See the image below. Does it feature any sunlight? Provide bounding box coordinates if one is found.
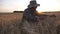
[36,0,60,12]
[37,11,45,14]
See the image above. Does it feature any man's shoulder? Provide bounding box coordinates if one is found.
[24,8,30,13]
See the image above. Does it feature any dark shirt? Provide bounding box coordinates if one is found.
[23,8,37,22]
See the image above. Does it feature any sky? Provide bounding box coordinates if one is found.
[0,0,60,12]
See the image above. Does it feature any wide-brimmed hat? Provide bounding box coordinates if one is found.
[28,0,40,8]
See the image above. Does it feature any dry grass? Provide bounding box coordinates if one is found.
[0,13,23,34]
[0,12,60,34]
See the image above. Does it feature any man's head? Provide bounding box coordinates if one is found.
[28,0,40,9]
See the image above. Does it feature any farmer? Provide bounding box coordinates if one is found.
[23,0,40,22]
[21,0,40,34]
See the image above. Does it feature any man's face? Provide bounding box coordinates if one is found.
[31,6,37,10]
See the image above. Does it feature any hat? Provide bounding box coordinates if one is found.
[28,0,40,8]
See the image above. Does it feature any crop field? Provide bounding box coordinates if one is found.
[0,12,60,34]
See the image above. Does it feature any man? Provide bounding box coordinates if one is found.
[23,0,40,22]
[21,0,40,34]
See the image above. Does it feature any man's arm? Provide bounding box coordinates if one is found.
[34,11,39,16]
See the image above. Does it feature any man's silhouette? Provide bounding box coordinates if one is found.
[23,0,40,22]
[21,0,40,34]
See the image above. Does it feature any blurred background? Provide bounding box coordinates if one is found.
[0,0,60,13]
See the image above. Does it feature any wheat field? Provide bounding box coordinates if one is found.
[0,12,60,34]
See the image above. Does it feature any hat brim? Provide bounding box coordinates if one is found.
[28,4,40,8]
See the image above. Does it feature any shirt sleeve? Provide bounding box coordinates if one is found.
[34,11,39,16]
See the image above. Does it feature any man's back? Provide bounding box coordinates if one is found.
[23,8,37,22]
